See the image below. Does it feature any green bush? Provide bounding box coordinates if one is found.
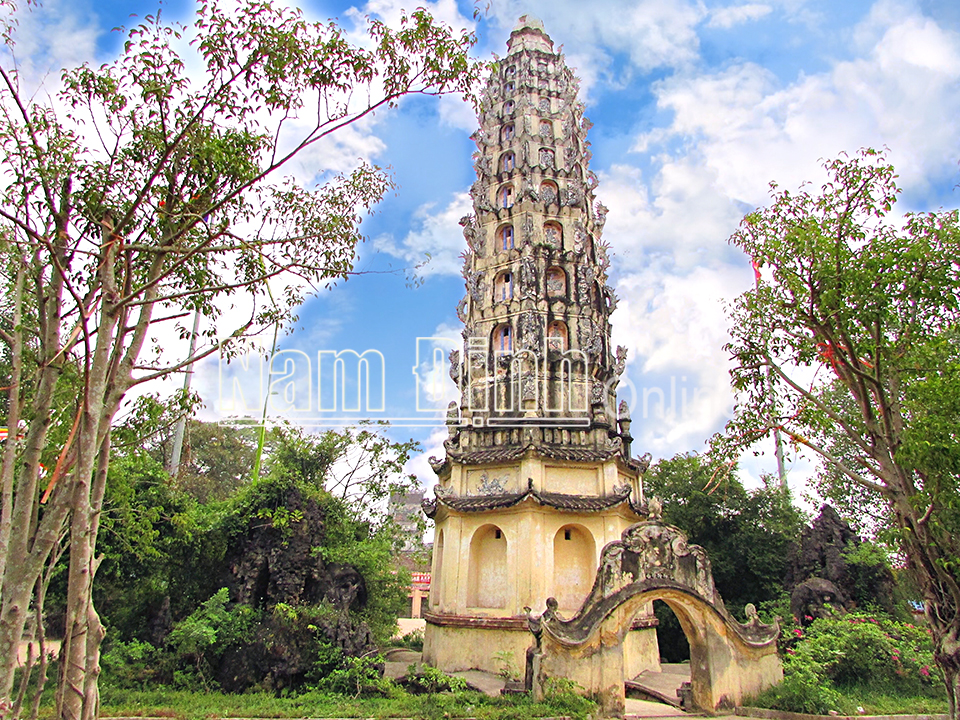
[401,663,468,694]
[753,612,944,714]
[316,654,394,696]
[787,613,940,694]
[752,666,842,714]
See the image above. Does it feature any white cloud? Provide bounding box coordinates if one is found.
[707,3,773,29]
[637,4,960,204]
[482,0,705,96]
[373,191,471,277]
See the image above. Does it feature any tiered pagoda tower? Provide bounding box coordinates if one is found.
[422,16,658,677]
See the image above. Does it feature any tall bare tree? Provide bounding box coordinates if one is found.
[0,2,481,718]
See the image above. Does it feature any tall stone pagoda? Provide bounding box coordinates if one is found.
[422,16,658,676]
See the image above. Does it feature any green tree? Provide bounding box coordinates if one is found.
[712,149,960,718]
[644,453,804,659]
[0,2,480,717]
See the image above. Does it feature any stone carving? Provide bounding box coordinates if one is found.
[614,345,627,377]
[573,222,587,254]
[561,181,582,208]
[564,145,576,169]
[579,318,602,356]
[470,182,493,212]
[594,201,608,230]
[541,183,558,205]
[546,268,565,295]
[539,148,555,167]
[520,256,537,299]
[473,154,492,177]
[521,213,535,246]
[449,350,461,384]
[646,496,662,520]
[521,373,537,401]
[456,297,467,323]
[476,472,507,495]
[459,215,481,252]
[465,270,483,302]
[539,97,550,112]
[543,223,561,248]
[590,379,604,405]
[519,311,541,351]
[603,285,618,313]
[576,264,595,304]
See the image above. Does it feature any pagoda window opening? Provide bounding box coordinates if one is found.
[495,271,513,301]
[499,225,514,250]
[504,100,515,114]
[502,124,515,142]
[540,120,553,138]
[546,266,566,296]
[544,221,562,247]
[501,152,515,173]
[499,185,514,209]
[494,325,512,353]
[547,321,568,352]
[506,65,516,76]
[505,81,515,93]
[540,180,558,205]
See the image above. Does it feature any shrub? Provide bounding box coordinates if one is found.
[753,611,944,714]
[788,613,940,695]
[752,666,842,714]
[401,664,468,694]
[316,654,393,697]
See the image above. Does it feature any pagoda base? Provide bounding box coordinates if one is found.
[422,611,661,678]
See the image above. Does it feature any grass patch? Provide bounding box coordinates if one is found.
[91,686,597,720]
[832,689,948,716]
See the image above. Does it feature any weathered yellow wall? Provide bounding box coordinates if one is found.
[426,453,651,677]
[422,624,533,675]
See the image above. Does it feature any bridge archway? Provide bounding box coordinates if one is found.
[526,520,782,717]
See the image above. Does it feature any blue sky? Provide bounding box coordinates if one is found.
[15,0,960,496]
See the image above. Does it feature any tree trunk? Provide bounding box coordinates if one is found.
[928,600,960,720]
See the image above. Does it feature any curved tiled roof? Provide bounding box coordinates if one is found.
[421,485,642,518]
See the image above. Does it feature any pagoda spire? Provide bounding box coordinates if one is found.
[448,16,628,446]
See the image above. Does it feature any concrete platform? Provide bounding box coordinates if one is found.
[626,663,691,708]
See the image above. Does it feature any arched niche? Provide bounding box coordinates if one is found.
[552,524,596,612]
[540,180,558,205]
[432,529,445,608]
[547,320,568,351]
[546,266,566,296]
[543,221,562,248]
[468,524,508,609]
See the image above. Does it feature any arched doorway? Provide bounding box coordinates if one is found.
[527,519,782,717]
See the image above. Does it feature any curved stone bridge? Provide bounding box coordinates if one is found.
[525,520,782,716]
